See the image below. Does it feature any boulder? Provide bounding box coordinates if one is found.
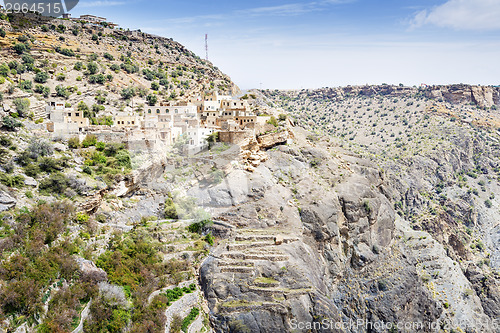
[24,176,38,187]
[257,130,289,149]
[53,143,67,152]
[0,191,16,212]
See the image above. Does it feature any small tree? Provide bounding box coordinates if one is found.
[146,94,157,106]
[2,116,22,131]
[81,134,97,148]
[67,137,80,149]
[267,116,278,127]
[13,98,30,118]
[87,61,99,75]
[205,132,218,150]
[34,71,49,83]
[120,87,135,100]
[13,43,27,54]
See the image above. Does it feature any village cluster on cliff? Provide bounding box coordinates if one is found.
[45,91,271,154]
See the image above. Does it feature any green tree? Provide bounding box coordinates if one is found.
[120,87,135,100]
[87,62,99,75]
[55,85,70,98]
[13,43,27,54]
[34,71,49,83]
[0,63,10,77]
[13,98,30,117]
[2,116,22,131]
[146,94,157,106]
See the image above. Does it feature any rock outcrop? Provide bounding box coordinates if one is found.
[197,126,497,332]
[0,190,16,212]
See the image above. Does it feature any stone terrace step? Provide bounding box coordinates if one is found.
[253,281,280,288]
[227,242,275,251]
[221,252,289,262]
[244,254,289,262]
[221,252,245,260]
[220,266,255,274]
[219,301,287,314]
[235,235,301,244]
[248,286,284,297]
[235,235,276,242]
[245,248,285,255]
[218,260,255,267]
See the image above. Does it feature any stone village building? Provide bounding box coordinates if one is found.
[46,92,263,154]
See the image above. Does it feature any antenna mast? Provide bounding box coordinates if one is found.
[205,34,209,61]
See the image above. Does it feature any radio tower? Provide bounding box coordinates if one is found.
[205,34,209,61]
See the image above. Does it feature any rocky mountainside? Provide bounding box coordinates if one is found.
[1,78,499,332]
[0,11,238,120]
[1,11,499,332]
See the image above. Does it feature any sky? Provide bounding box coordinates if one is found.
[65,0,500,89]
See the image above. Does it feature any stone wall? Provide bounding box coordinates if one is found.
[219,130,254,145]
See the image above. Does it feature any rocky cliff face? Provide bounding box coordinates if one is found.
[275,84,500,110]
[194,125,497,332]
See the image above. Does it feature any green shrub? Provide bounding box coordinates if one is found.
[55,47,75,57]
[363,200,372,215]
[39,173,69,195]
[38,157,61,173]
[34,84,50,97]
[2,116,22,131]
[0,136,12,147]
[67,137,80,149]
[34,71,49,83]
[76,212,89,223]
[13,43,27,54]
[89,74,106,84]
[13,98,30,117]
[146,94,157,106]
[27,139,53,159]
[55,85,70,98]
[204,233,214,246]
[181,307,199,332]
[82,165,93,175]
[81,134,98,148]
[187,219,213,234]
[0,172,24,188]
[267,116,278,127]
[24,163,41,177]
[87,61,98,75]
[115,150,131,168]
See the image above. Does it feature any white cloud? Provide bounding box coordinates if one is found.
[411,0,500,31]
[78,0,127,8]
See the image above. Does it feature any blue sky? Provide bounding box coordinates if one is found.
[68,0,500,89]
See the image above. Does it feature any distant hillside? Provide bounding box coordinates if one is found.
[0,11,239,119]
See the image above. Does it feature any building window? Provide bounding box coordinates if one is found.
[68,113,72,117]
[76,113,80,117]
[156,109,160,114]
[132,121,135,125]
[148,109,152,114]
[175,109,178,114]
